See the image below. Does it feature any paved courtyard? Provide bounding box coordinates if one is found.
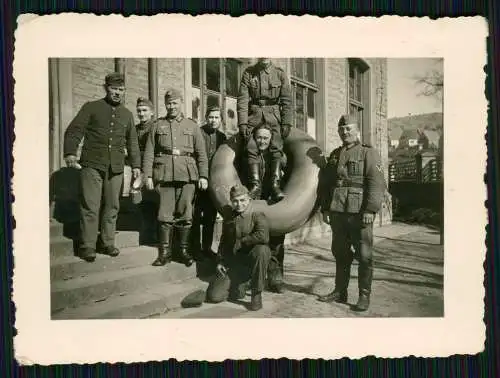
[158,223,444,319]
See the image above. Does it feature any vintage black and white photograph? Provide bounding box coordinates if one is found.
[13,15,486,362]
[48,56,444,320]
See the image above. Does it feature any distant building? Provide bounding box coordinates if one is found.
[418,129,441,150]
[389,127,403,148]
[399,129,420,148]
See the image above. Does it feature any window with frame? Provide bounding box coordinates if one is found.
[191,58,242,135]
[290,58,318,138]
[348,58,370,141]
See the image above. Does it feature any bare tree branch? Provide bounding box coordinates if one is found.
[413,69,443,101]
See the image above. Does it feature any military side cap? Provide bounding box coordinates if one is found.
[180,289,206,308]
[230,184,249,199]
[338,114,358,127]
[164,88,183,101]
[105,72,125,86]
[136,97,154,109]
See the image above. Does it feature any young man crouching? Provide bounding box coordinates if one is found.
[206,184,271,311]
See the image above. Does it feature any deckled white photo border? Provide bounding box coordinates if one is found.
[12,14,488,364]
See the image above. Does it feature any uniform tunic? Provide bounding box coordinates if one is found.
[63,98,141,249]
[142,114,209,224]
[320,142,386,266]
[206,205,271,302]
[237,62,293,162]
[191,124,227,251]
[135,119,158,243]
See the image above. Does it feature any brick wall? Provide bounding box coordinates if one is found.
[157,59,185,116]
[71,58,115,116]
[324,59,348,154]
[123,58,149,124]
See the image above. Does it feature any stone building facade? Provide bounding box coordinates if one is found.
[49,57,391,243]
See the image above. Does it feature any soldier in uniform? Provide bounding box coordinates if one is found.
[64,72,141,262]
[190,106,227,260]
[134,97,158,244]
[251,124,287,293]
[237,58,293,201]
[318,114,386,311]
[142,88,209,267]
[205,184,271,311]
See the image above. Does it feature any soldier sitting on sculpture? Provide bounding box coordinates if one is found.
[249,124,288,293]
[236,58,293,202]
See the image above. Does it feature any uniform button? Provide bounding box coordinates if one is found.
[110,122,114,126]
[112,114,115,118]
[109,145,112,148]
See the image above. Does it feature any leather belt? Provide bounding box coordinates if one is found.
[250,99,279,106]
[336,180,364,189]
[155,148,193,158]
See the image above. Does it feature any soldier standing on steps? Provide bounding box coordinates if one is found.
[63,72,141,263]
[134,97,159,245]
[318,114,386,312]
[142,88,209,267]
[190,106,227,260]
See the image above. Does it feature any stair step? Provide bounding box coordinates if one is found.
[51,262,198,313]
[50,231,140,259]
[50,245,158,281]
[52,277,208,320]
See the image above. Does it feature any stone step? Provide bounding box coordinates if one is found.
[51,260,199,313]
[52,277,208,320]
[50,245,158,282]
[50,231,140,259]
[50,220,65,238]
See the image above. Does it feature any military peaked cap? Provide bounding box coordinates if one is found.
[105,72,125,86]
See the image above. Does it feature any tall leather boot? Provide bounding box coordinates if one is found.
[152,223,173,266]
[270,158,284,202]
[176,225,194,267]
[318,262,351,303]
[355,265,373,311]
[247,163,262,199]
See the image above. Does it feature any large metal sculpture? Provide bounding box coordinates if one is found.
[209,127,324,236]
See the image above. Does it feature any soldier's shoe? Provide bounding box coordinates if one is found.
[152,245,172,266]
[248,163,262,199]
[267,264,284,293]
[176,227,194,267]
[248,292,263,311]
[97,245,120,257]
[354,293,370,312]
[271,185,285,202]
[228,285,246,301]
[78,247,96,263]
[270,159,285,202]
[317,290,348,303]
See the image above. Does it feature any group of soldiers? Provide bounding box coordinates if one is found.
[63,58,386,313]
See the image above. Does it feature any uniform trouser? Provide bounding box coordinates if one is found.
[269,234,286,274]
[246,115,283,163]
[206,245,271,303]
[330,212,374,293]
[191,190,218,251]
[139,192,159,243]
[79,166,123,249]
[156,182,196,225]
